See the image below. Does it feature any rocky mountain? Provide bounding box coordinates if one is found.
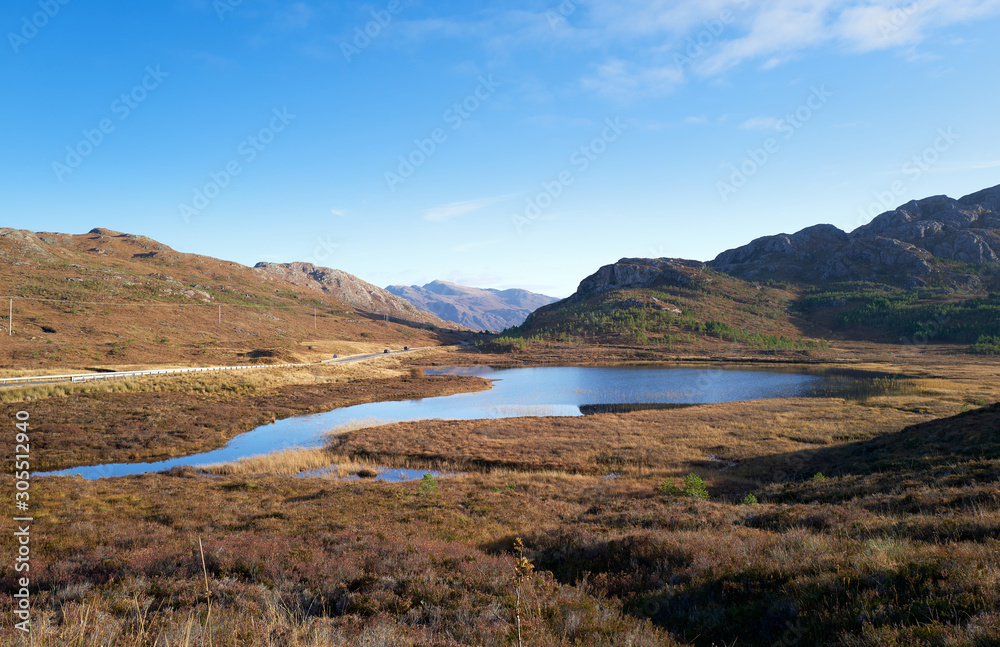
[253,263,450,328]
[709,184,1000,289]
[512,254,818,352]
[386,281,558,332]
[510,185,1000,354]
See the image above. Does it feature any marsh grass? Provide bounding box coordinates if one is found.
[201,447,381,478]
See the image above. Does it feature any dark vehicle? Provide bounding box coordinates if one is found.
[403,346,409,351]
[383,349,390,354]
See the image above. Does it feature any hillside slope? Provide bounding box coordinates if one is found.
[386,280,557,331]
[507,258,827,353]
[0,228,456,371]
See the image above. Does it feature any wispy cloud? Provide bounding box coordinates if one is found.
[741,116,780,130]
[271,2,314,30]
[940,159,1000,171]
[450,239,502,253]
[423,194,516,222]
[386,1,1000,102]
[581,59,685,101]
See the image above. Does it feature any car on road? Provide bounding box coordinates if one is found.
[383,349,390,354]
[403,346,409,351]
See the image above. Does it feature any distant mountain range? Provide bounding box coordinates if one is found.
[386,281,558,331]
[254,262,451,328]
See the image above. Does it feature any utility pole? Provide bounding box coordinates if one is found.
[8,299,11,335]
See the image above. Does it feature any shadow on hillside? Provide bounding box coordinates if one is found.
[732,402,1000,487]
[354,309,473,345]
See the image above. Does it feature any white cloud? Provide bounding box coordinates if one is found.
[359,1,1000,101]
[583,0,1000,97]
[521,114,595,128]
[695,0,1000,75]
[423,194,516,222]
[741,116,780,130]
[940,160,1000,171]
[581,59,685,101]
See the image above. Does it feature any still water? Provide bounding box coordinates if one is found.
[39,365,883,479]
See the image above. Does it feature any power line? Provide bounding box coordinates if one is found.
[0,295,338,310]
[0,296,440,331]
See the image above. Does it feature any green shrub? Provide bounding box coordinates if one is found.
[660,473,709,500]
[970,335,1000,355]
[741,493,759,506]
[420,473,438,496]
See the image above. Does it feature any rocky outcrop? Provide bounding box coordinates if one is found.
[0,228,59,262]
[386,281,558,331]
[254,262,448,327]
[709,184,1000,287]
[570,258,711,301]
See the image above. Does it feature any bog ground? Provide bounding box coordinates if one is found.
[2,341,999,646]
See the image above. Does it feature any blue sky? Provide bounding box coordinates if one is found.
[3,0,999,297]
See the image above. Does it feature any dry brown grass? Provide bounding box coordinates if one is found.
[5,344,1000,646]
[200,447,371,478]
[325,396,941,481]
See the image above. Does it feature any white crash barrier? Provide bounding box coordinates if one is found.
[0,348,428,386]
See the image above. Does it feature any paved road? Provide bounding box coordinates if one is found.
[0,346,435,387]
[322,348,429,365]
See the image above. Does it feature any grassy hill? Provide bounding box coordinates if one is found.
[488,259,1000,357]
[0,227,460,372]
[490,262,831,355]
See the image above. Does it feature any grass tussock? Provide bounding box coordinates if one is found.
[201,447,379,478]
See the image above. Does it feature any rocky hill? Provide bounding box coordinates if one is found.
[0,228,457,370]
[386,281,558,331]
[510,257,824,353]
[566,258,713,300]
[709,184,1000,289]
[505,186,1000,355]
[254,263,450,328]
